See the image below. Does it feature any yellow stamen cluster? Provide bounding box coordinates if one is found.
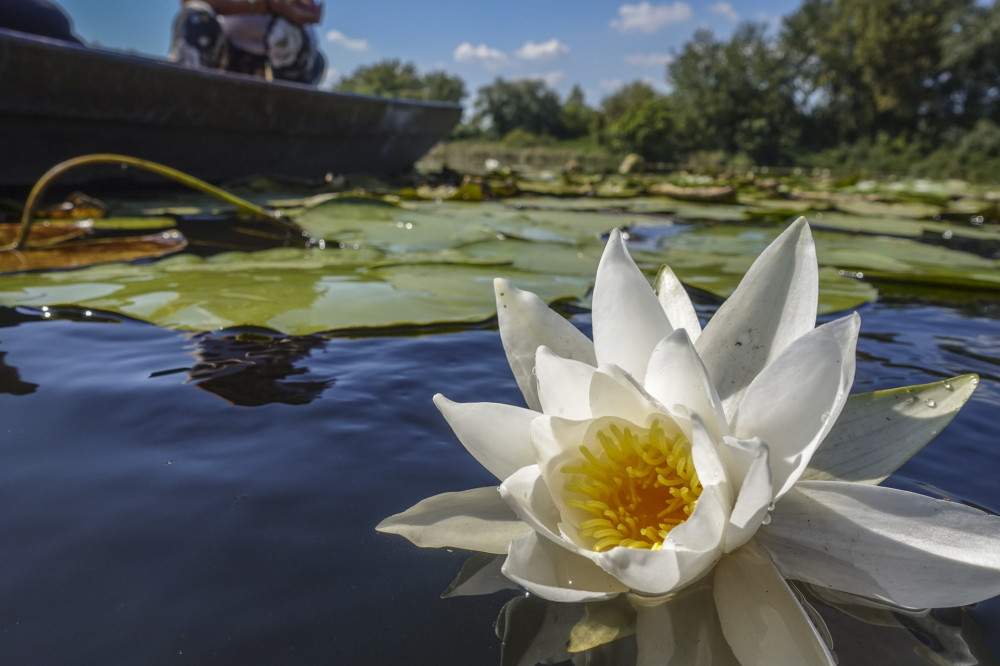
[562,419,702,552]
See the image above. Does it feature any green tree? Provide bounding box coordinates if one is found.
[668,24,802,163]
[596,81,658,144]
[472,78,565,138]
[607,97,677,161]
[782,0,976,142]
[334,59,466,103]
[561,85,599,140]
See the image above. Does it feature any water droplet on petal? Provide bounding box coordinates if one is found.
[821,411,830,423]
[943,381,953,391]
[761,514,772,526]
[925,399,937,408]
[767,502,776,512]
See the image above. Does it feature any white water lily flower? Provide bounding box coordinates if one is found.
[378,217,1000,664]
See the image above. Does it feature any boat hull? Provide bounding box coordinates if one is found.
[0,29,462,186]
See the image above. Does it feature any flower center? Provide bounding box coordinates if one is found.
[561,419,702,552]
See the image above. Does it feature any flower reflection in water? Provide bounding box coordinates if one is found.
[379,218,1000,664]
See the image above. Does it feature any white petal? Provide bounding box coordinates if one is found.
[731,313,859,499]
[802,374,979,485]
[434,394,537,481]
[695,217,818,420]
[644,329,729,442]
[592,229,672,383]
[759,481,1000,609]
[630,584,738,666]
[654,264,702,343]
[376,487,531,554]
[495,277,596,411]
[592,417,730,595]
[714,540,836,666]
[721,437,773,553]
[499,464,567,544]
[502,531,628,602]
[588,364,660,425]
[535,346,596,419]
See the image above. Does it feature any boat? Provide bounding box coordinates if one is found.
[0,28,463,187]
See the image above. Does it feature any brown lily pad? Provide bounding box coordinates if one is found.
[0,230,187,274]
[0,221,93,247]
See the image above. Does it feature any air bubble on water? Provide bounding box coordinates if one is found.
[925,399,937,408]
[761,514,772,526]
[767,502,776,512]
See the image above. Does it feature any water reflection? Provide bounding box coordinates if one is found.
[179,328,332,405]
[486,575,997,666]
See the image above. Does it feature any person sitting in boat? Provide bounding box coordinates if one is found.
[169,0,326,85]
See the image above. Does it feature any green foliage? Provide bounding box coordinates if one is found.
[668,24,802,164]
[561,85,600,140]
[607,97,677,162]
[334,59,466,103]
[472,78,566,139]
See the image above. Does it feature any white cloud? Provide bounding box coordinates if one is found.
[453,42,508,69]
[515,39,570,61]
[325,30,368,52]
[610,2,693,33]
[625,53,674,67]
[600,78,626,92]
[709,2,740,22]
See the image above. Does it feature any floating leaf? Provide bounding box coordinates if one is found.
[0,230,186,274]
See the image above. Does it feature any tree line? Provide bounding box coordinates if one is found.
[334,0,1000,176]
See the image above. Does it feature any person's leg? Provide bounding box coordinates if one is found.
[266,19,325,85]
[168,1,226,69]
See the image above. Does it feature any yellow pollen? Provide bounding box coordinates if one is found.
[562,419,702,552]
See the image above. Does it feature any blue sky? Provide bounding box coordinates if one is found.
[58,1,802,105]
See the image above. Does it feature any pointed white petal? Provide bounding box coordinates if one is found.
[802,374,979,484]
[714,540,836,666]
[644,329,729,441]
[654,264,702,343]
[502,531,629,602]
[434,394,538,481]
[721,437,773,553]
[695,217,819,420]
[592,229,672,383]
[376,487,531,554]
[631,584,739,666]
[535,346,596,419]
[731,313,859,499]
[495,277,596,411]
[759,481,1000,609]
[591,417,730,595]
[442,553,521,597]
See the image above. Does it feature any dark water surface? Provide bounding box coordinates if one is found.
[0,295,998,664]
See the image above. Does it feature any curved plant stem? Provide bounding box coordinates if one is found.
[10,154,312,250]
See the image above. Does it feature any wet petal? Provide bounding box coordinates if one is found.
[631,584,738,666]
[376,487,531,554]
[720,437,772,553]
[714,540,836,665]
[758,481,1000,609]
[495,277,596,411]
[592,229,672,383]
[802,374,979,485]
[695,217,818,420]
[535,346,596,419]
[502,531,629,602]
[434,394,538,481]
[644,329,729,441]
[654,264,702,343]
[731,313,859,499]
